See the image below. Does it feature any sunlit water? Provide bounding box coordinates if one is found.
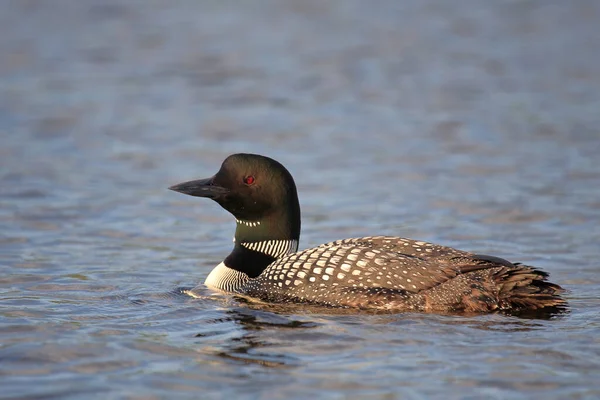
[1,1,600,399]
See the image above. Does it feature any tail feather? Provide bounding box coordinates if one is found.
[494,265,566,312]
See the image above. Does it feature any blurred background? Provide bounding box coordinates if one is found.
[1,1,599,399]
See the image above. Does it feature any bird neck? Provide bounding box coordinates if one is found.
[225,209,300,278]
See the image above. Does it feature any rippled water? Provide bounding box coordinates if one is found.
[2,1,600,398]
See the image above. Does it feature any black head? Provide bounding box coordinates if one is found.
[169,153,301,241]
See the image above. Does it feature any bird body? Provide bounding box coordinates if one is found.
[170,153,565,313]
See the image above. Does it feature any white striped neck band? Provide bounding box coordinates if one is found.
[240,239,299,259]
[236,219,261,227]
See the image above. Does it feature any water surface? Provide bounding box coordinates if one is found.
[1,1,600,399]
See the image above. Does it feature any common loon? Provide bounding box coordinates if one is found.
[169,153,565,313]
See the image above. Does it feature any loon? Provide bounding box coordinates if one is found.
[169,153,565,313]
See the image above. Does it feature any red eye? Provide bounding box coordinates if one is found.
[243,175,255,185]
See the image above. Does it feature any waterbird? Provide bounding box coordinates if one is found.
[169,153,565,313]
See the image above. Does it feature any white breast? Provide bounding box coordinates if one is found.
[204,262,249,292]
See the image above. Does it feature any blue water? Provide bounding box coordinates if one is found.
[1,1,600,399]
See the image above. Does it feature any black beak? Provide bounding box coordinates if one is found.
[168,176,229,199]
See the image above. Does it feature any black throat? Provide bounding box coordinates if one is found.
[224,244,278,278]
